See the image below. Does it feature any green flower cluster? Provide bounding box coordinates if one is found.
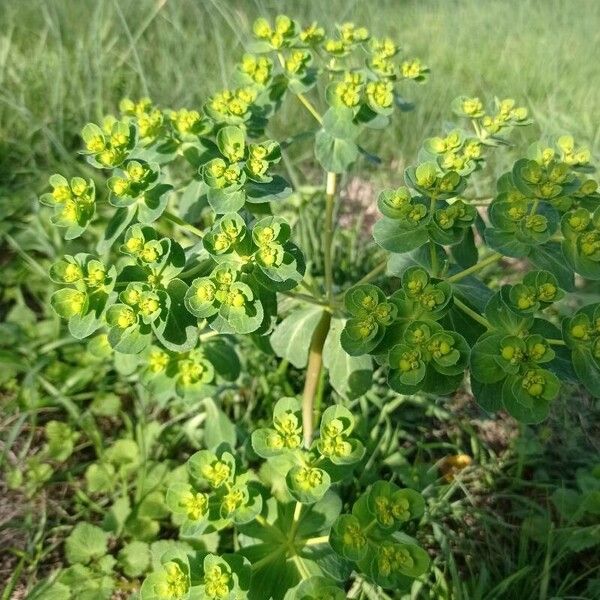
[120,96,211,147]
[486,136,599,268]
[201,125,285,213]
[470,277,566,423]
[422,129,484,176]
[563,303,600,396]
[248,15,429,173]
[141,550,251,600]
[184,212,304,335]
[205,213,303,281]
[452,96,530,139]
[252,398,365,503]
[341,269,469,396]
[50,254,117,339]
[119,97,165,145]
[330,481,429,588]
[40,174,96,239]
[81,116,137,167]
[185,263,264,335]
[373,93,517,254]
[140,344,217,398]
[166,448,262,537]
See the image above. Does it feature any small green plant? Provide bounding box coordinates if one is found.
[36,12,600,599]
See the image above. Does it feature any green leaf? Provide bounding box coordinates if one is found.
[207,187,246,213]
[323,319,372,399]
[283,577,345,600]
[372,218,429,254]
[314,130,359,173]
[105,439,140,468]
[204,397,236,450]
[85,462,116,494]
[138,183,172,224]
[102,496,131,535]
[65,523,109,565]
[529,242,575,292]
[470,333,506,384]
[270,306,323,368]
[551,488,584,521]
[484,287,534,334]
[97,206,136,254]
[27,582,71,600]
[118,541,151,577]
[152,279,198,352]
[322,107,359,140]
[203,338,241,381]
[246,175,292,204]
[45,420,78,461]
[450,226,478,268]
[485,228,530,257]
[572,347,600,397]
[471,378,504,413]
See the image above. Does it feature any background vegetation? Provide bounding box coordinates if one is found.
[1,1,599,598]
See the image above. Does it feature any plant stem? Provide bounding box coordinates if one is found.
[302,535,330,546]
[299,172,337,445]
[529,198,540,216]
[347,259,388,291]
[296,91,323,125]
[446,252,503,284]
[324,172,337,304]
[179,261,207,280]
[281,290,331,308]
[5,234,48,279]
[429,194,439,276]
[453,297,491,329]
[291,554,312,580]
[163,210,204,238]
[289,501,303,541]
[547,338,566,346]
[429,240,439,277]
[301,310,332,447]
[278,50,323,125]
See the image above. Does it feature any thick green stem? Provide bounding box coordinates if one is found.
[302,535,330,546]
[324,172,337,304]
[429,241,439,277]
[446,252,503,284]
[300,172,337,445]
[429,194,439,276]
[301,310,332,447]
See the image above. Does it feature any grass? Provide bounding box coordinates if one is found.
[1,1,600,598]
[2,0,600,198]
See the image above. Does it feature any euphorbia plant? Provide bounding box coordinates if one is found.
[40,12,600,599]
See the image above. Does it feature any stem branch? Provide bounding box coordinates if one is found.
[301,310,332,447]
[163,210,204,238]
[342,258,388,294]
[453,297,491,329]
[446,252,503,284]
